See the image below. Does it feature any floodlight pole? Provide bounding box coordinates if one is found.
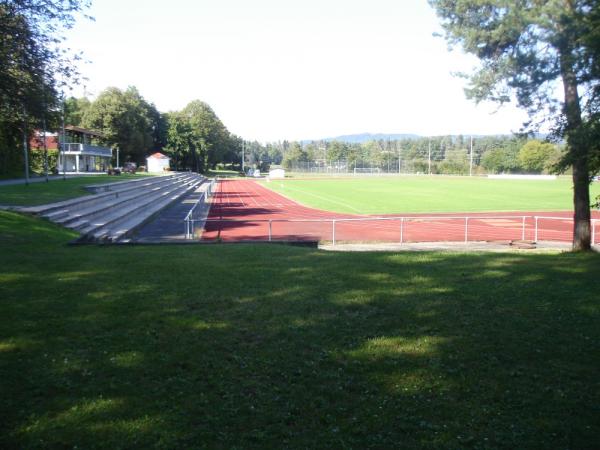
[242,140,245,173]
[428,140,431,175]
[469,136,474,177]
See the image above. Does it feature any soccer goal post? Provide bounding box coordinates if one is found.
[353,167,381,175]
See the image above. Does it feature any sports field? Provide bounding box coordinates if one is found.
[262,176,600,214]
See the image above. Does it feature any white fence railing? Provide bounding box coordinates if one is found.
[534,215,597,245]
[184,178,216,239]
[200,215,599,246]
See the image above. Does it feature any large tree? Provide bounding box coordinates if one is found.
[82,86,158,164]
[0,0,91,176]
[518,140,561,173]
[429,0,600,250]
[180,100,230,172]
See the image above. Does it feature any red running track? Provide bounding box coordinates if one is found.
[203,179,600,244]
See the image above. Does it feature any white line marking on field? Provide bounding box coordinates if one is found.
[277,184,364,214]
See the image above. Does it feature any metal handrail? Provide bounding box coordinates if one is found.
[202,214,534,245]
[184,178,217,238]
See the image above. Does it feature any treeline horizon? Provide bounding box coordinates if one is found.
[2,82,562,177]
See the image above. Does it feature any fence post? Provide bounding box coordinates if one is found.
[400,217,404,244]
[522,216,526,241]
[592,219,596,246]
[332,219,336,245]
[464,217,469,243]
[268,220,272,242]
[185,219,188,239]
[534,216,539,242]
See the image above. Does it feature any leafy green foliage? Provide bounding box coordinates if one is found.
[518,140,561,173]
[282,142,309,169]
[481,146,520,174]
[0,0,91,176]
[64,96,91,127]
[163,100,234,173]
[428,0,600,250]
[82,87,160,164]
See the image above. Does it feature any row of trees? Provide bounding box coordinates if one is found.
[0,0,241,176]
[0,0,91,177]
[1,83,243,175]
[249,136,560,175]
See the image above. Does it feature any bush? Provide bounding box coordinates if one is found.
[30,149,58,174]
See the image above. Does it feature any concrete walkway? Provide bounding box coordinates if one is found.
[0,174,88,186]
[131,186,208,243]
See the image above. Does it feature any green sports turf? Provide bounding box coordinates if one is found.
[262,176,600,214]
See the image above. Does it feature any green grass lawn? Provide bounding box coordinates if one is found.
[263,176,600,214]
[0,174,156,206]
[208,169,242,178]
[1,210,598,449]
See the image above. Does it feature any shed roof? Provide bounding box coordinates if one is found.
[64,125,104,138]
[148,152,169,159]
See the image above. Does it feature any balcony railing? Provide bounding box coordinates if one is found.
[61,143,112,157]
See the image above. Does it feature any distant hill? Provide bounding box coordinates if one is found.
[303,131,547,144]
[305,133,421,144]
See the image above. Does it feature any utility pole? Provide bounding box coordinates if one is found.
[61,93,66,180]
[41,108,49,182]
[428,140,431,175]
[242,140,245,173]
[469,136,474,176]
[41,66,49,182]
[22,105,29,185]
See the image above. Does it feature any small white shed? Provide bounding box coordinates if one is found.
[269,168,285,179]
[146,152,170,173]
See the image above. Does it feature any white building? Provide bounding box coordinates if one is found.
[32,125,113,173]
[146,152,171,172]
[269,168,286,179]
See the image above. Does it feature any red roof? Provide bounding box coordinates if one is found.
[148,152,169,159]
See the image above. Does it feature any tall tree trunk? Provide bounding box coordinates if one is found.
[559,45,591,251]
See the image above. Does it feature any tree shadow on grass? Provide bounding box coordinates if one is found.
[1,214,599,449]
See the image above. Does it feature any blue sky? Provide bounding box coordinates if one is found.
[64,0,529,142]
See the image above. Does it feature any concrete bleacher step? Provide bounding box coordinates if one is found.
[22,172,205,244]
[83,177,204,243]
[72,177,204,242]
[22,173,187,217]
[76,177,199,235]
[83,174,179,194]
[54,174,198,228]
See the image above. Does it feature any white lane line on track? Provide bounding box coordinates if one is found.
[239,179,261,207]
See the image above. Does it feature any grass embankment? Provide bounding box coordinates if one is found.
[263,176,600,214]
[0,211,598,449]
[0,174,155,206]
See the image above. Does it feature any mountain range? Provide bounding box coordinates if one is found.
[309,133,420,143]
[303,131,545,144]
